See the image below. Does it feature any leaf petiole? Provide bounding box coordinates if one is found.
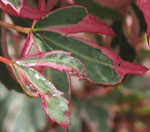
[0,56,11,65]
[0,20,31,34]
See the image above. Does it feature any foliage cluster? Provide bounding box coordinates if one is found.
[0,0,150,132]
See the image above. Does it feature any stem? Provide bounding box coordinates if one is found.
[0,20,31,34]
[0,56,11,65]
[31,20,37,29]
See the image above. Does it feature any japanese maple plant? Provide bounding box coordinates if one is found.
[0,0,149,132]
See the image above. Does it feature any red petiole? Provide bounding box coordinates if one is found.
[0,56,11,65]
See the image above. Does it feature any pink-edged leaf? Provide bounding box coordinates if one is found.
[11,63,70,130]
[47,69,72,100]
[21,34,72,102]
[0,0,24,12]
[10,63,40,98]
[41,94,70,130]
[0,2,45,19]
[72,37,148,81]
[100,47,148,78]
[16,50,87,78]
[75,0,121,20]
[137,0,150,42]
[33,31,148,85]
[34,6,115,36]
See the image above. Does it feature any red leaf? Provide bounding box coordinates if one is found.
[138,0,150,42]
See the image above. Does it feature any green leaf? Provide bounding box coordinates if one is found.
[10,63,39,97]
[34,6,87,29]
[10,15,33,28]
[0,83,46,132]
[33,31,121,84]
[33,33,52,52]
[11,64,70,130]
[46,69,71,100]
[56,109,82,132]
[76,0,121,19]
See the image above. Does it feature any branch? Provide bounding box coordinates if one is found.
[0,20,31,34]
